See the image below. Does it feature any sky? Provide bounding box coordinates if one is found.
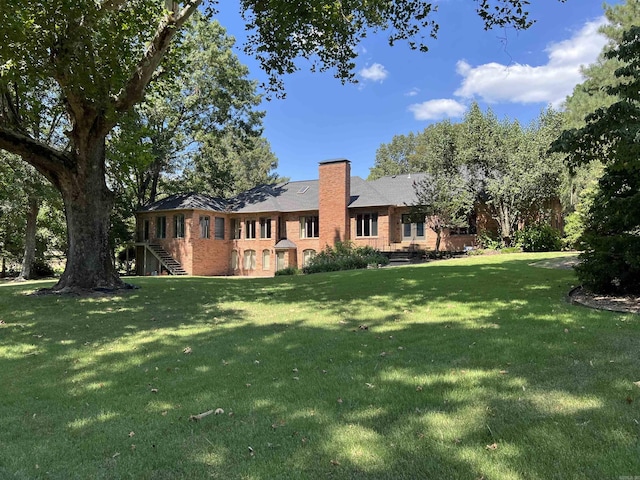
[214,0,621,182]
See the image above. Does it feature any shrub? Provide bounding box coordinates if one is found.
[476,231,503,250]
[576,232,640,294]
[275,267,300,276]
[302,241,389,274]
[514,223,562,252]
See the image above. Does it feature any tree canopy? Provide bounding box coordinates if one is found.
[371,103,565,245]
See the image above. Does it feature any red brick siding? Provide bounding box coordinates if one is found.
[191,211,230,276]
[318,160,350,248]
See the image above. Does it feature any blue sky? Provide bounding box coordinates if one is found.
[215,0,620,181]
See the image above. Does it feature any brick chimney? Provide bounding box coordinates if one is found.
[318,159,351,247]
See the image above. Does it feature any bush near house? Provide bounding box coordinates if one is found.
[303,241,389,274]
[274,266,300,276]
[514,223,562,252]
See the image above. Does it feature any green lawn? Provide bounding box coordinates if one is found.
[0,253,638,479]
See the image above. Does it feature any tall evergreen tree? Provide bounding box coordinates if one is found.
[553,26,640,294]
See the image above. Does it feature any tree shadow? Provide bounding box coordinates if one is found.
[0,255,638,479]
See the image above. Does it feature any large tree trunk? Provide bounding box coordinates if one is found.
[53,136,124,292]
[18,195,39,280]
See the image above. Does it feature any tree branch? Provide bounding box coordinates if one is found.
[113,1,201,118]
[0,126,74,186]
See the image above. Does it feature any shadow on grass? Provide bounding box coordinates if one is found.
[0,254,638,479]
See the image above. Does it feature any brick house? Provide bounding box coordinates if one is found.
[134,159,553,277]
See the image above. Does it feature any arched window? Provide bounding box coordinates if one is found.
[231,250,239,270]
[262,249,271,270]
[302,249,316,267]
[244,249,256,270]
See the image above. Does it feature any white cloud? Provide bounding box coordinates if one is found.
[408,99,467,121]
[454,17,608,107]
[405,87,420,97]
[359,63,389,82]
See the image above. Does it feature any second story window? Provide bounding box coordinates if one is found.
[245,219,256,239]
[174,214,185,238]
[231,219,241,239]
[214,217,225,240]
[143,219,150,241]
[156,216,166,239]
[299,216,319,239]
[200,216,210,239]
[356,213,378,237]
[260,217,271,239]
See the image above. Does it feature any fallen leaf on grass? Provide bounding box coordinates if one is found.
[128,431,135,438]
[337,398,343,404]
[485,443,498,450]
[248,446,255,456]
[416,385,423,391]
[214,408,224,414]
[359,324,368,330]
[499,370,508,375]
[183,346,192,354]
[365,383,375,389]
[330,459,340,466]
[150,388,158,394]
[633,381,640,388]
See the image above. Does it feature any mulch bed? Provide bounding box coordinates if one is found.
[568,286,640,315]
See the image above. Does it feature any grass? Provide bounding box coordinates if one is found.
[0,252,638,479]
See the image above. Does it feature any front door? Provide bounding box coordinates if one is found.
[276,251,286,271]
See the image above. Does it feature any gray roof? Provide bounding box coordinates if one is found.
[138,192,228,213]
[139,173,429,215]
[367,173,427,207]
[231,180,319,213]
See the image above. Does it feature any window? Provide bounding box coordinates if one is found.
[214,217,225,240]
[243,249,256,270]
[173,214,185,238]
[356,213,378,237]
[402,214,425,240]
[143,219,150,241]
[231,219,241,239]
[156,216,166,239]
[300,216,319,238]
[262,249,271,270]
[245,220,256,239]
[303,249,316,267]
[277,217,287,240]
[260,217,271,239]
[200,216,210,239]
[231,250,239,270]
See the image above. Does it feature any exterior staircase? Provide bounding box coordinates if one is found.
[147,244,188,275]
